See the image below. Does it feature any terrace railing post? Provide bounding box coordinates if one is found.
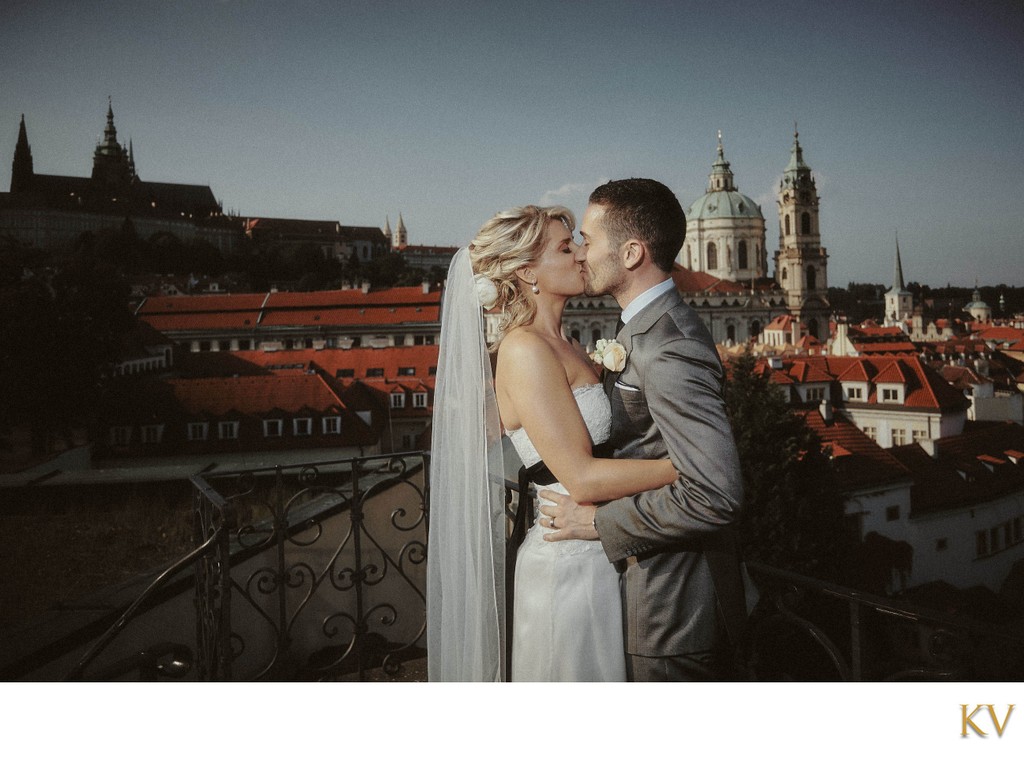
[351,459,367,680]
[849,600,863,681]
[273,465,289,676]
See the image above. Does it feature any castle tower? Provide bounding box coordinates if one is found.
[10,114,34,193]
[91,97,133,188]
[884,236,913,327]
[774,127,830,341]
[394,212,407,249]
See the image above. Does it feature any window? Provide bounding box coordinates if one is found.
[366,368,384,378]
[293,418,312,436]
[141,424,164,444]
[187,422,208,441]
[882,388,900,402]
[707,242,718,270]
[935,538,948,552]
[912,429,927,443]
[336,368,355,378]
[263,419,283,437]
[218,340,230,351]
[429,366,437,376]
[738,240,748,269]
[990,526,1002,554]
[238,339,252,351]
[806,387,825,402]
[846,386,864,400]
[199,340,211,352]
[398,367,416,376]
[785,214,791,236]
[413,392,428,408]
[863,426,877,441]
[391,392,406,409]
[401,434,417,450]
[806,266,817,290]
[801,212,811,234]
[892,429,907,446]
[110,426,132,447]
[322,416,341,435]
[885,505,900,522]
[218,421,239,440]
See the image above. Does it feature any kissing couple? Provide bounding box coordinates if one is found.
[427,178,748,682]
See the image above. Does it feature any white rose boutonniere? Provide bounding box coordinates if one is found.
[474,274,499,310]
[590,338,627,372]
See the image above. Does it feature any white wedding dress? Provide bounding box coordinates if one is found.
[506,383,627,681]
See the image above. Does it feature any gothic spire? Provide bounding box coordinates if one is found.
[893,233,906,291]
[11,113,34,192]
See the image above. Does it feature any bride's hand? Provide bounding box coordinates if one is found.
[538,490,598,542]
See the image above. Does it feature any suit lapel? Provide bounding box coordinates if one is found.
[616,287,681,373]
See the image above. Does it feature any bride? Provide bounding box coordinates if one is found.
[427,204,675,681]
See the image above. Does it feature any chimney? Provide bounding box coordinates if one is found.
[361,280,370,294]
[422,280,430,294]
[819,399,833,425]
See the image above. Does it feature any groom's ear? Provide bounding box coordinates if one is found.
[621,239,647,271]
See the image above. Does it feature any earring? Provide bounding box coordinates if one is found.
[531,282,540,295]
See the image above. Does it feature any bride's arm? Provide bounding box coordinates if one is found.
[497,332,674,503]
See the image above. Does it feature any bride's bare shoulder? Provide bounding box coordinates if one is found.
[496,328,558,373]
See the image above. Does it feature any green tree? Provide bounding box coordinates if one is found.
[724,351,849,581]
[0,254,133,454]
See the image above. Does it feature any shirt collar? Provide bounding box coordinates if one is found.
[620,278,676,325]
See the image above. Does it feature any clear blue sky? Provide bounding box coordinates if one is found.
[2,0,1022,287]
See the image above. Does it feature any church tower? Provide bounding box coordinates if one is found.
[91,98,133,188]
[10,114,34,193]
[884,236,913,327]
[383,215,392,247]
[394,212,408,249]
[774,128,830,341]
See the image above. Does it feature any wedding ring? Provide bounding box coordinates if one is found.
[550,517,556,529]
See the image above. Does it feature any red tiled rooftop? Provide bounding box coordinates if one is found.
[136,293,268,314]
[168,374,345,416]
[872,360,908,385]
[265,287,440,308]
[140,312,263,331]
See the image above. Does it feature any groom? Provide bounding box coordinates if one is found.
[541,178,746,681]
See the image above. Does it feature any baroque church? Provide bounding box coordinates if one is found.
[1,100,239,253]
[562,130,832,349]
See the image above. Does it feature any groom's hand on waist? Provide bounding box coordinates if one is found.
[538,491,598,542]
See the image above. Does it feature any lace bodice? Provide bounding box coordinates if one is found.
[506,384,611,469]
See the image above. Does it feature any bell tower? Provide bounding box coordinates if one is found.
[91,97,133,188]
[774,127,830,341]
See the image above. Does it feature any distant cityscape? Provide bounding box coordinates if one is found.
[2,102,1024,636]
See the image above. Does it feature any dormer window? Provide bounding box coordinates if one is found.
[391,392,406,409]
[877,383,904,404]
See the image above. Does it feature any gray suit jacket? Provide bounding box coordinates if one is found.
[594,287,744,657]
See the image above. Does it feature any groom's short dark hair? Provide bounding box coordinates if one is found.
[589,178,686,273]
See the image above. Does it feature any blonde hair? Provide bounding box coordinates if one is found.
[469,204,575,349]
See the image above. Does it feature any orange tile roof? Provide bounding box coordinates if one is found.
[167,374,345,416]
[265,286,440,308]
[140,312,263,331]
[259,306,438,327]
[137,293,268,313]
[872,360,908,385]
[797,409,911,490]
[754,355,968,411]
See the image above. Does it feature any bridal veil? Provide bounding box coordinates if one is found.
[426,247,507,681]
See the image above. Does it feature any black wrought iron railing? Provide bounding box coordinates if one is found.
[22,449,1022,681]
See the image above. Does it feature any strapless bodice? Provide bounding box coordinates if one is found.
[506,383,611,468]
